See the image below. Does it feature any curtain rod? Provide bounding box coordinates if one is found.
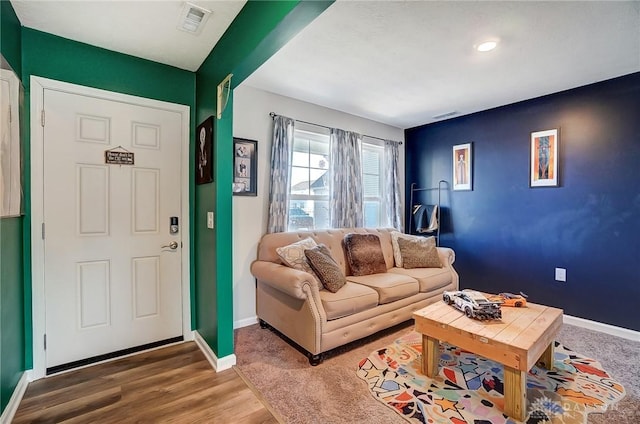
[269,112,402,145]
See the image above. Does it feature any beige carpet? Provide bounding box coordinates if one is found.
[235,321,639,424]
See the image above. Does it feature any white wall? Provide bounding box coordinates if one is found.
[231,84,405,327]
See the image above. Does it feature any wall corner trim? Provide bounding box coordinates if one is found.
[193,331,237,372]
[1,370,31,423]
[563,314,640,342]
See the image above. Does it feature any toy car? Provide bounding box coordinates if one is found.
[442,289,502,320]
[487,292,528,307]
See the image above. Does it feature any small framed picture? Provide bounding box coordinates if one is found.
[453,143,472,191]
[530,129,559,187]
[195,116,214,184]
[232,138,257,196]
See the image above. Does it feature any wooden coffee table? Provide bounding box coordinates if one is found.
[413,297,563,421]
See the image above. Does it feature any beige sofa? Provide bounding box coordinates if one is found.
[250,228,459,364]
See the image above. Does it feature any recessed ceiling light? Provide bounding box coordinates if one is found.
[476,40,498,52]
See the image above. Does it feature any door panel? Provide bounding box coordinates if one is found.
[43,89,183,368]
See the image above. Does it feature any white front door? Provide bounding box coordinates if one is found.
[41,86,185,370]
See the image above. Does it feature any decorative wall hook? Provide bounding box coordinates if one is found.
[216,73,233,120]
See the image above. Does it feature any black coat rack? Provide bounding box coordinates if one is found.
[408,180,447,246]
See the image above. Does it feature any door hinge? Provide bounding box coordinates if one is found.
[8,107,11,123]
[44,334,47,350]
[42,222,45,240]
[41,109,45,127]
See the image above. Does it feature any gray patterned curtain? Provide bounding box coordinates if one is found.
[329,128,363,228]
[384,140,402,230]
[267,115,294,233]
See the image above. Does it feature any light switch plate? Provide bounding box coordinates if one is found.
[555,267,566,282]
[207,211,214,229]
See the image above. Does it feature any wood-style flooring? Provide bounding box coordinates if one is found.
[12,342,281,423]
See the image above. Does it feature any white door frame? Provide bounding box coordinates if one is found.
[30,76,192,380]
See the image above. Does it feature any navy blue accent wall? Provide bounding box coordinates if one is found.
[405,73,640,332]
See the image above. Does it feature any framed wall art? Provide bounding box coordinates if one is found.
[195,116,213,184]
[530,128,559,187]
[232,138,257,196]
[452,142,472,191]
[1,68,22,217]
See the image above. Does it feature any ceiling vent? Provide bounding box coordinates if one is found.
[432,111,458,120]
[178,2,212,35]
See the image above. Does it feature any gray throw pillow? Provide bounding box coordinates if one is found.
[275,237,322,289]
[304,244,346,293]
[397,236,442,269]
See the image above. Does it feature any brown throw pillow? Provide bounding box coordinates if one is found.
[304,244,346,293]
[397,236,442,269]
[343,233,387,276]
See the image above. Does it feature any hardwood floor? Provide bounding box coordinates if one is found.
[12,342,281,423]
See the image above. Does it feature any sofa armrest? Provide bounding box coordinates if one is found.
[250,260,318,300]
[437,247,455,265]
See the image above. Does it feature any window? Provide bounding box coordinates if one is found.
[287,129,389,231]
[288,128,330,230]
[362,140,384,227]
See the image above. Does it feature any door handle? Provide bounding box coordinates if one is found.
[162,241,178,250]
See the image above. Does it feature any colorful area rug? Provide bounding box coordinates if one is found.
[356,331,625,424]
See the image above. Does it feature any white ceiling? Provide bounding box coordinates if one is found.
[10,1,640,129]
[244,1,640,129]
[11,0,246,72]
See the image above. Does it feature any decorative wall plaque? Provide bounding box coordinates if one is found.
[105,148,134,165]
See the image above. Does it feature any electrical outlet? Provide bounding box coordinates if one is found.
[555,267,566,282]
[207,211,214,229]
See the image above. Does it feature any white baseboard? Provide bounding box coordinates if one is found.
[1,370,30,424]
[193,331,236,372]
[234,316,258,329]
[564,314,640,342]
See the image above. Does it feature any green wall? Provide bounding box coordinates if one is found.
[1,0,21,75]
[21,28,195,105]
[1,0,25,413]
[1,1,334,412]
[194,0,333,358]
[21,26,198,347]
[20,28,196,368]
[1,220,24,413]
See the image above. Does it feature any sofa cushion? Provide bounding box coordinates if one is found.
[346,273,419,304]
[388,267,452,293]
[391,231,436,268]
[319,282,379,320]
[398,236,442,269]
[305,244,346,293]
[343,233,387,276]
[276,237,321,289]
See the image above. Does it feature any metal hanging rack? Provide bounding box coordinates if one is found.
[408,180,447,245]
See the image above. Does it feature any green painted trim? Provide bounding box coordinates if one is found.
[194,0,334,358]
